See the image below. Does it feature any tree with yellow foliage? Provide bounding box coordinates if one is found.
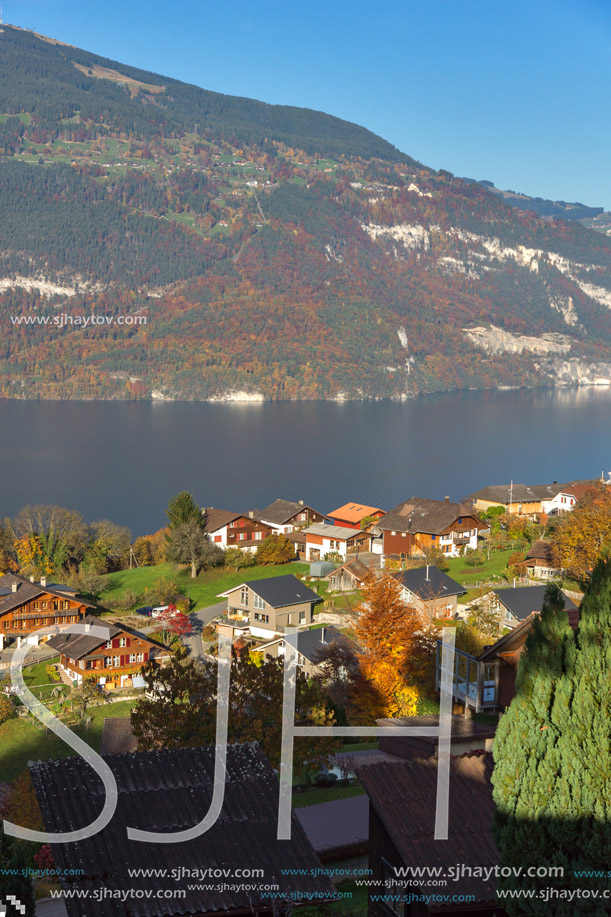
[354,572,435,718]
[552,482,611,581]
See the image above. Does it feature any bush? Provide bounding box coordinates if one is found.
[255,535,295,566]
[314,772,338,787]
[225,547,258,572]
[45,664,60,682]
[0,693,16,725]
[141,577,181,606]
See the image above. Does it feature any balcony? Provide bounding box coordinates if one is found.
[216,612,250,629]
[436,641,498,712]
[453,533,472,545]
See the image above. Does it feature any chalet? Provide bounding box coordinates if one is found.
[437,591,580,711]
[0,573,93,647]
[359,754,504,916]
[203,508,272,553]
[251,624,357,677]
[256,498,326,534]
[326,557,370,592]
[30,743,334,917]
[524,539,561,579]
[492,584,578,630]
[327,502,385,530]
[304,523,371,562]
[46,614,165,690]
[378,497,488,562]
[469,479,597,518]
[391,565,466,619]
[216,573,322,639]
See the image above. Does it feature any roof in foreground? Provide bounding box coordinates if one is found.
[30,743,333,917]
[0,573,93,616]
[392,565,465,599]
[327,502,385,522]
[493,585,578,621]
[358,754,499,903]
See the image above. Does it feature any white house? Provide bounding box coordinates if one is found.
[303,523,371,562]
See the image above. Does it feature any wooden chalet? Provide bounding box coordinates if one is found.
[203,508,272,553]
[0,573,93,646]
[255,498,326,534]
[326,557,370,592]
[327,502,385,530]
[378,497,488,562]
[46,614,165,690]
[469,479,597,519]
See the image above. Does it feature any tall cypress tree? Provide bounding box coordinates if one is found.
[493,567,611,914]
[492,583,576,913]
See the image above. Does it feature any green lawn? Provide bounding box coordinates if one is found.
[292,783,365,808]
[447,548,516,591]
[0,699,137,783]
[100,561,309,611]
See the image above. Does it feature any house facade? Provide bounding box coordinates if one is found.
[327,503,385,530]
[378,498,488,562]
[304,523,371,562]
[524,540,561,579]
[0,574,93,646]
[391,565,466,619]
[256,499,326,534]
[47,615,162,690]
[216,574,322,639]
[251,625,356,678]
[326,558,370,592]
[203,508,272,553]
[470,480,597,518]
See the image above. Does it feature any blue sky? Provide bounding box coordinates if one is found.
[6,0,611,207]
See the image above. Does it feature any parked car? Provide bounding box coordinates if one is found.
[136,606,152,617]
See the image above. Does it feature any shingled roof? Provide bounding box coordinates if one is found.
[30,743,333,917]
[0,573,93,617]
[493,585,578,622]
[258,499,321,525]
[392,565,466,600]
[358,754,499,904]
[218,573,321,608]
[46,614,162,660]
[377,498,483,535]
[202,507,244,533]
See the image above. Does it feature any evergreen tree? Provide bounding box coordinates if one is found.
[493,569,611,914]
[166,491,204,529]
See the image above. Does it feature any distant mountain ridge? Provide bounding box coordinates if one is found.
[0,24,611,401]
[461,177,608,226]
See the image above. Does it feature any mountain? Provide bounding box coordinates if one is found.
[462,178,607,225]
[1,24,611,401]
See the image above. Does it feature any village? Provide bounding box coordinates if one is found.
[0,475,606,917]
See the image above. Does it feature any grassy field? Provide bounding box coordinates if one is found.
[100,561,309,611]
[0,699,137,783]
[447,548,516,592]
[292,783,365,809]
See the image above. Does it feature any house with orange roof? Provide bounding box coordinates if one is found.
[327,502,385,530]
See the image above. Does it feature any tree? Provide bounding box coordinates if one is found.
[492,570,611,912]
[166,519,223,578]
[69,677,101,715]
[255,534,295,565]
[0,772,44,835]
[552,483,611,581]
[225,547,258,572]
[157,606,193,646]
[466,591,502,641]
[166,491,204,529]
[354,573,435,717]
[84,519,131,573]
[463,547,485,568]
[12,504,88,573]
[131,646,339,778]
[0,693,16,725]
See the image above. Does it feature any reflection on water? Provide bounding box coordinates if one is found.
[0,386,610,535]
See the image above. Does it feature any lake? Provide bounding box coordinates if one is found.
[1,386,610,536]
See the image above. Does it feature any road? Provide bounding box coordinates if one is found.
[182,601,226,658]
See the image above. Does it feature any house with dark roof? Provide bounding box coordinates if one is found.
[251,624,357,677]
[358,754,504,916]
[391,565,466,619]
[256,499,326,534]
[30,743,334,917]
[304,523,372,562]
[216,574,322,639]
[327,502,385,530]
[203,507,272,553]
[46,614,167,690]
[524,540,561,579]
[469,479,598,518]
[437,590,580,711]
[0,573,94,648]
[492,584,578,629]
[377,498,488,562]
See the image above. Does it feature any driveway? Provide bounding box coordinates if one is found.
[182,601,226,658]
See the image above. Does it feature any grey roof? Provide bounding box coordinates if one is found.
[0,573,93,617]
[296,625,356,664]
[258,498,322,525]
[376,715,497,746]
[100,717,138,755]
[46,614,161,660]
[304,523,367,540]
[377,498,485,535]
[30,743,333,917]
[327,558,370,582]
[469,480,596,505]
[222,574,321,608]
[392,565,466,600]
[296,793,369,855]
[493,585,578,621]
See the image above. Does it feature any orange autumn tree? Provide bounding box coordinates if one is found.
[354,572,436,718]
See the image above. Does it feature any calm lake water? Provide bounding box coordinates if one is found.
[1,387,611,536]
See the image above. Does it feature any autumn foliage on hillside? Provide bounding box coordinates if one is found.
[552,482,611,580]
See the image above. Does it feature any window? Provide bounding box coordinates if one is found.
[254,530,263,540]
[119,638,127,647]
[239,532,246,541]
[380,860,405,916]
[432,535,436,541]
[42,601,48,609]
[391,531,396,536]
[113,656,120,667]
[253,594,265,610]
[129,654,136,663]
[299,611,306,624]
[13,621,18,628]
[3,622,9,629]
[240,587,249,606]
[85,660,93,670]
[105,640,113,649]
[253,613,269,623]
[35,618,41,625]
[214,535,222,543]
[104,656,112,667]
[136,653,144,663]
[32,601,39,610]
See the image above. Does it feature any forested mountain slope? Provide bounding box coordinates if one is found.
[1,24,610,401]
